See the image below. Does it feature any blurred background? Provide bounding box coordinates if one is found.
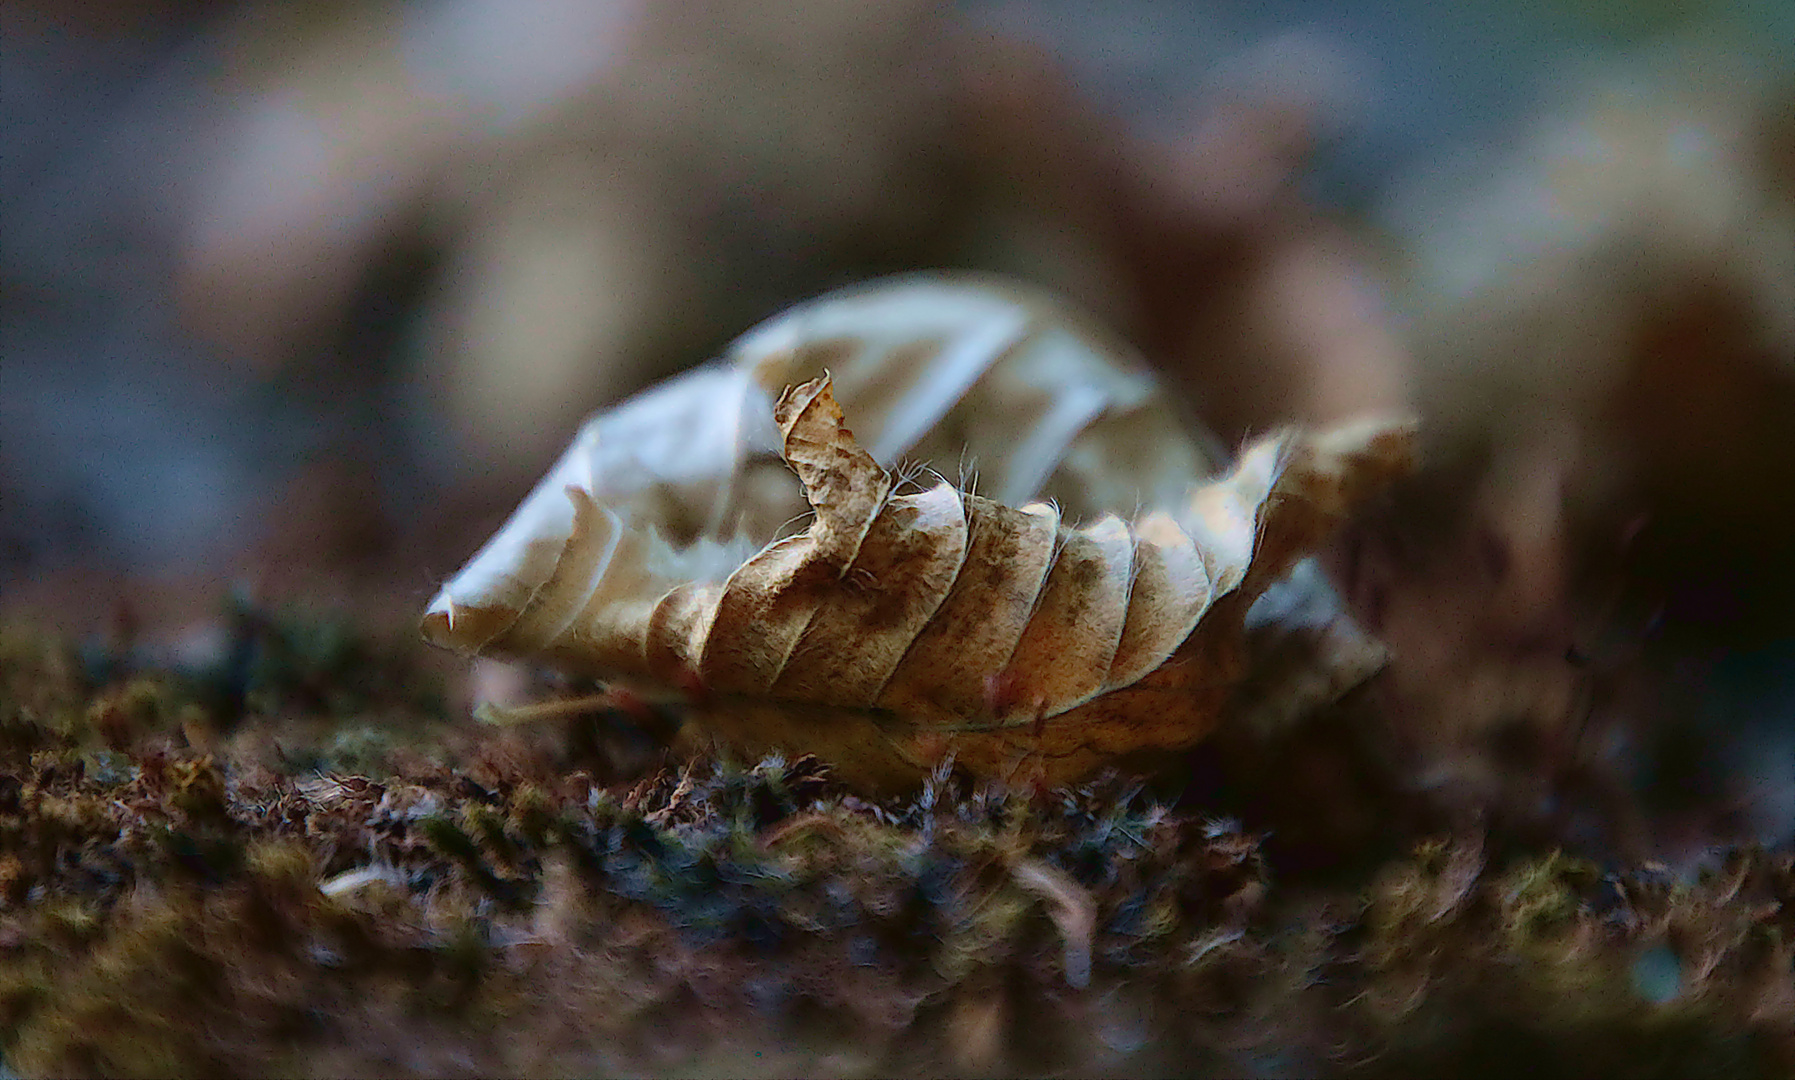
[3,0,1793,859]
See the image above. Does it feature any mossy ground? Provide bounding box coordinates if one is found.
[1,609,1790,1078]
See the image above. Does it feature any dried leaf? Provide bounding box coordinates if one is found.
[424,354,1411,787]
[416,276,1223,649]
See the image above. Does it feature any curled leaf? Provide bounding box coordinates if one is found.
[425,369,1412,789]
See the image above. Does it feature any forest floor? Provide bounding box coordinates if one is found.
[2,594,1790,1078]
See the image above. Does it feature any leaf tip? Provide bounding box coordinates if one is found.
[419,597,518,656]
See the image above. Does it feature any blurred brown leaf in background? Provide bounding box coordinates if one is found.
[176,0,1413,488]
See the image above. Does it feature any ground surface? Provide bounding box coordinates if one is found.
[2,603,1790,1078]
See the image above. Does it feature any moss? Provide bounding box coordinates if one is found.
[163,757,231,823]
[0,626,88,765]
[0,617,1790,1077]
[229,598,445,720]
[1347,837,1794,1077]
